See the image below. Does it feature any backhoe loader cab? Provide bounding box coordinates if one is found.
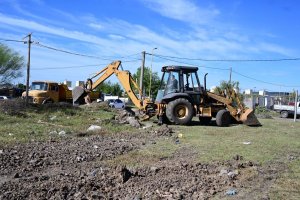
[155,66,203,104]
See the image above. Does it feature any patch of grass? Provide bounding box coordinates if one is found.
[173,118,300,164]
[270,159,300,199]
[0,103,117,145]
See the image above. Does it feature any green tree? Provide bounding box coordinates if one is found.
[214,80,244,105]
[214,80,240,95]
[132,66,161,98]
[95,81,123,96]
[0,43,24,84]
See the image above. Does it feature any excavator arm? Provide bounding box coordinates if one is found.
[72,60,147,110]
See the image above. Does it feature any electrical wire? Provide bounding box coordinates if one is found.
[148,52,300,62]
[232,70,300,88]
[31,59,141,70]
[34,42,141,60]
[0,38,25,43]
[153,53,300,88]
[34,42,113,60]
[31,64,106,70]
[153,54,230,71]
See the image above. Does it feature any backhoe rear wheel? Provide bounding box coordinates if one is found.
[166,98,193,125]
[216,109,231,127]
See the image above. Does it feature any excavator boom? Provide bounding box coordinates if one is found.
[72,61,148,110]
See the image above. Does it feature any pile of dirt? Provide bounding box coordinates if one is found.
[79,101,111,111]
[0,98,27,116]
[114,109,142,128]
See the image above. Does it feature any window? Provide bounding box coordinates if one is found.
[161,71,179,95]
[50,85,58,91]
[115,99,122,103]
[31,82,48,90]
[183,72,200,92]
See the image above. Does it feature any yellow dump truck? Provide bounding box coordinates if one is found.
[22,81,100,104]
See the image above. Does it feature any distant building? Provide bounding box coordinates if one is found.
[64,80,72,88]
[76,81,84,87]
[243,89,292,109]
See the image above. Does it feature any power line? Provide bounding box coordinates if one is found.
[148,52,300,62]
[232,70,300,88]
[34,42,113,60]
[0,38,25,43]
[34,42,140,60]
[31,59,141,70]
[153,53,300,88]
[153,54,230,71]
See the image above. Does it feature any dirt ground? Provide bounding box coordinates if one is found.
[0,124,282,200]
[0,100,291,199]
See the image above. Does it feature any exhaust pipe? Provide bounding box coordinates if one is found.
[204,73,208,91]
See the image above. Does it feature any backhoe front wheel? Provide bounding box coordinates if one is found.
[166,98,193,125]
[216,109,231,127]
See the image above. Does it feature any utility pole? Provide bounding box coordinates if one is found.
[139,51,145,100]
[229,67,232,83]
[294,90,298,122]
[24,33,32,106]
[149,47,157,98]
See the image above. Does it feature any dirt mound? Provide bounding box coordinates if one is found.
[79,101,111,111]
[0,98,27,116]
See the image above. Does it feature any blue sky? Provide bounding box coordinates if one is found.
[0,0,300,92]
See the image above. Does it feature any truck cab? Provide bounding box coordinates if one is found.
[22,81,72,104]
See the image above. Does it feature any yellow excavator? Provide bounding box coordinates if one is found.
[72,60,260,126]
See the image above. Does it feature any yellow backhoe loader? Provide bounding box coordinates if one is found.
[72,61,260,126]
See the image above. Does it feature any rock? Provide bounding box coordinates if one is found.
[76,156,85,162]
[209,189,216,195]
[90,169,98,177]
[243,141,251,145]
[58,131,66,136]
[87,125,102,132]
[50,116,57,121]
[225,189,237,196]
[150,166,159,173]
[127,117,141,128]
[219,169,228,176]
[140,122,153,129]
[93,145,99,149]
[74,192,82,198]
[49,131,58,135]
[227,170,239,179]
[0,149,3,154]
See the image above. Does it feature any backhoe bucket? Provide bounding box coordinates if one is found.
[72,86,86,105]
[240,109,261,126]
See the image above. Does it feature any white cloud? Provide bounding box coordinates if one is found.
[108,34,125,40]
[142,0,220,25]
[0,13,111,46]
[89,23,103,30]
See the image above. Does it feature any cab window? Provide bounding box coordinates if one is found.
[183,72,200,92]
[49,85,58,91]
